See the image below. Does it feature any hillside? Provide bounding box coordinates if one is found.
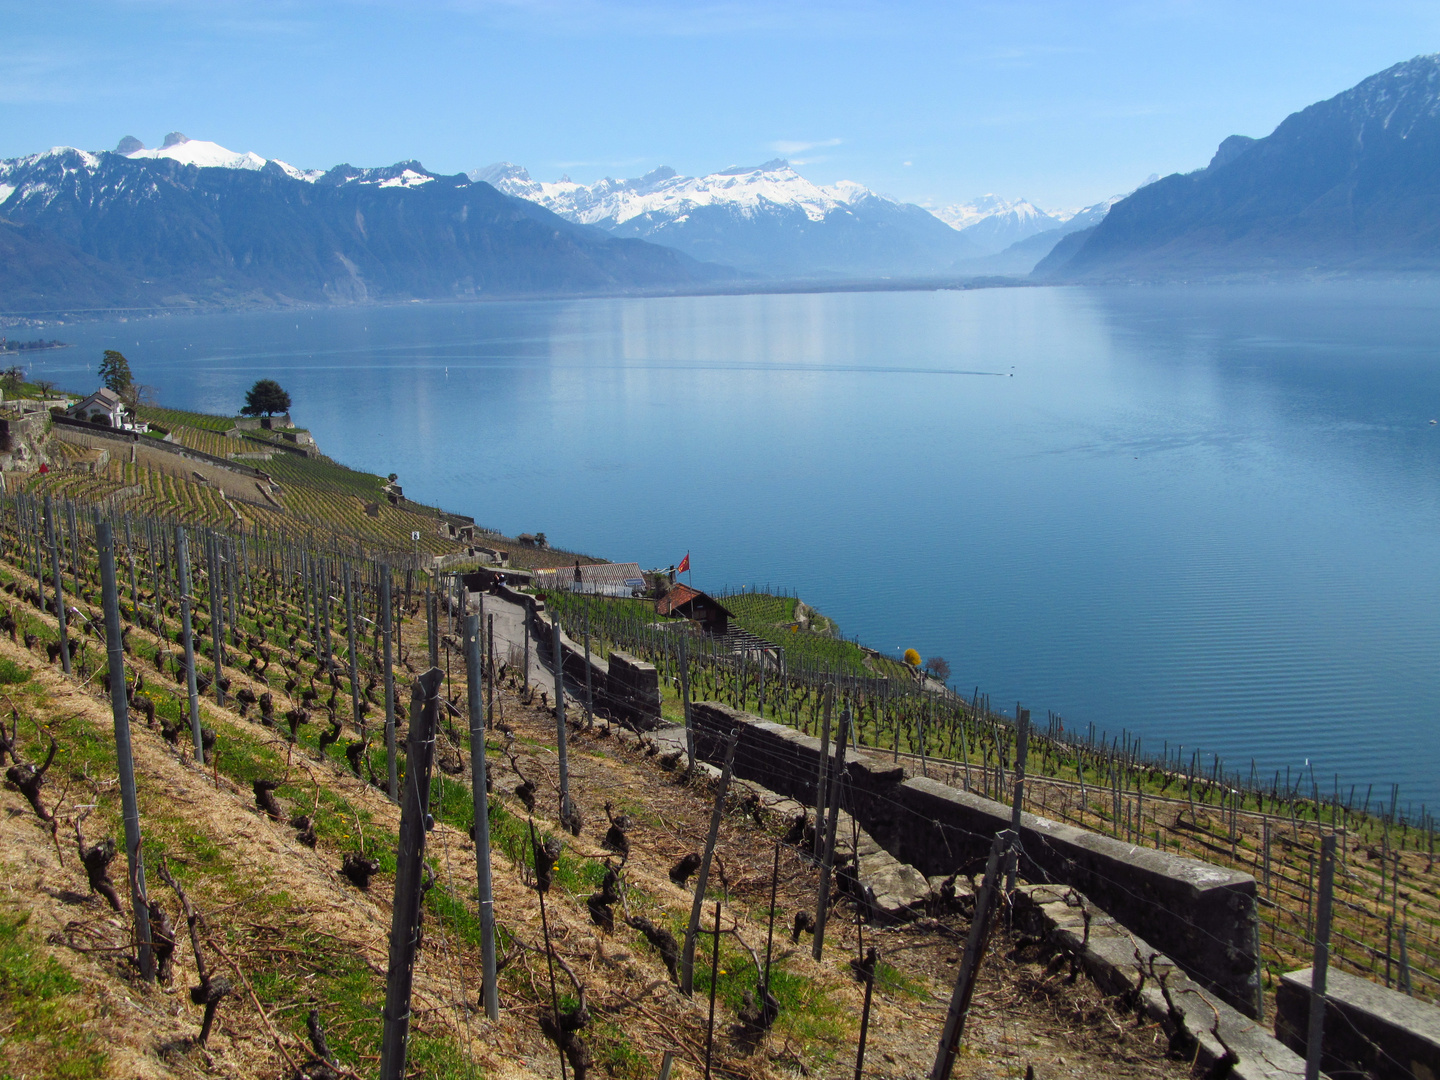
[0,505,1204,1080]
[27,399,598,572]
[1,402,1435,1078]
[1037,54,1440,280]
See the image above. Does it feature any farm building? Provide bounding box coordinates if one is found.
[533,561,647,598]
[656,584,734,635]
[65,388,145,432]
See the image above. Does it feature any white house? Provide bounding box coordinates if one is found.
[65,388,144,432]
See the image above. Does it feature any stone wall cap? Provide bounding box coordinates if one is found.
[1281,967,1440,1046]
[900,774,1254,893]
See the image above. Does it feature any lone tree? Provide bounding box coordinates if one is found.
[98,350,133,395]
[241,379,292,418]
[922,656,952,682]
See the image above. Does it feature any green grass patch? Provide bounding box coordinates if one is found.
[692,943,851,1055]
[0,656,31,685]
[0,913,108,1079]
[874,959,931,1002]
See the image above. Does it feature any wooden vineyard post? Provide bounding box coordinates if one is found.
[302,552,314,646]
[1398,921,1412,996]
[381,568,398,801]
[854,946,878,1080]
[523,617,530,691]
[1304,834,1336,1080]
[814,685,833,859]
[225,536,239,646]
[813,703,852,960]
[465,615,500,1020]
[98,521,155,982]
[175,527,204,761]
[23,495,38,598]
[763,839,779,1000]
[681,728,740,996]
[487,612,496,729]
[28,495,42,599]
[320,559,334,668]
[206,533,225,706]
[1005,707,1030,893]
[583,608,594,728]
[553,618,572,821]
[380,668,443,1080]
[1263,819,1271,896]
[427,590,439,669]
[704,901,721,1080]
[680,632,694,772]
[931,830,1015,1080]
[344,564,362,736]
[123,514,138,611]
[43,496,71,674]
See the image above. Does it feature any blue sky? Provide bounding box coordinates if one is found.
[5,1,1438,210]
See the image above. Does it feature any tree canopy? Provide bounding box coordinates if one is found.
[241,379,292,418]
[98,350,133,394]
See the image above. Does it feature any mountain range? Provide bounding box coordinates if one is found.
[1037,54,1440,280]
[0,133,1097,310]
[0,136,731,312]
[475,159,991,277]
[476,159,1133,276]
[10,52,1431,312]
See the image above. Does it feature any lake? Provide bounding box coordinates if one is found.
[30,282,1440,815]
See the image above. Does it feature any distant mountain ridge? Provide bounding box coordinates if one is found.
[1037,55,1440,280]
[0,139,731,311]
[948,190,1136,274]
[475,159,987,277]
[930,194,1068,255]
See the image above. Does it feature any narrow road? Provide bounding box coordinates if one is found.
[473,589,552,688]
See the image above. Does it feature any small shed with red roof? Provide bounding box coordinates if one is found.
[656,584,734,635]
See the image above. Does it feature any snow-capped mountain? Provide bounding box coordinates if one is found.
[0,140,730,310]
[479,159,881,227]
[117,133,324,182]
[930,194,1066,255]
[473,159,982,277]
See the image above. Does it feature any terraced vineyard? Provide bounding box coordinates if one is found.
[534,588,1440,1015]
[717,590,909,677]
[1,398,1432,1079]
[0,488,1206,1080]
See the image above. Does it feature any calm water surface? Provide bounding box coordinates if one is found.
[35,283,1440,812]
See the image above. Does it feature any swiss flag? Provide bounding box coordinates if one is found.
[677,553,690,575]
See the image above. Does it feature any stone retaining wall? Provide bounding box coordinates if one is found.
[606,651,661,730]
[532,609,663,731]
[1276,967,1440,1080]
[688,700,1262,1017]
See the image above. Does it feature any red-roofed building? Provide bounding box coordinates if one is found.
[657,584,734,634]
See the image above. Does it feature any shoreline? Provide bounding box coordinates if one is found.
[0,274,1032,324]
